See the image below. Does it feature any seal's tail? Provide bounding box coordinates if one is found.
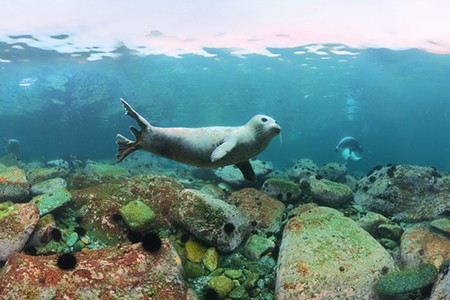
[116,133,140,162]
[116,98,150,163]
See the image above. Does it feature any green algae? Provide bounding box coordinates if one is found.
[119,200,155,232]
[375,264,438,296]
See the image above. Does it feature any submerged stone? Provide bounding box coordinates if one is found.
[208,275,235,299]
[119,200,155,232]
[0,166,30,202]
[30,188,72,216]
[375,264,437,296]
[309,176,353,207]
[170,189,250,252]
[261,177,301,202]
[430,218,450,235]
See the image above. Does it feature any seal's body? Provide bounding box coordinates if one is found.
[335,136,363,161]
[116,98,281,181]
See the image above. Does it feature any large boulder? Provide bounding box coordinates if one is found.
[355,165,450,221]
[0,241,196,300]
[0,202,40,261]
[0,166,30,202]
[214,159,273,185]
[170,189,250,252]
[275,206,396,299]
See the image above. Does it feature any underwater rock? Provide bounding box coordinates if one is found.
[119,200,155,232]
[30,188,72,216]
[308,176,353,207]
[430,218,450,235]
[71,174,183,245]
[227,188,285,235]
[354,164,450,222]
[0,153,19,167]
[27,213,56,248]
[199,183,227,200]
[275,206,396,300]
[207,275,236,299]
[430,265,450,300]
[185,237,209,263]
[0,166,30,202]
[170,189,250,252]
[284,158,319,181]
[377,223,404,242]
[375,264,437,297]
[46,159,69,169]
[261,177,301,202]
[244,234,276,261]
[0,202,40,261]
[30,177,67,196]
[26,166,69,185]
[66,163,131,189]
[0,241,195,300]
[202,247,220,272]
[214,159,273,185]
[318,162,347,182]
[357,212,391,238]
[400,223,450,269]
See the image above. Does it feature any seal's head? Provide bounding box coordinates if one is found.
[247,114,281,140]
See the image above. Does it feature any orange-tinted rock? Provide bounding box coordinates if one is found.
[0,203,39,261]
[0,241,195,300]
[228,188,285,234]
[400,223,450,269]
[0,166,30,202]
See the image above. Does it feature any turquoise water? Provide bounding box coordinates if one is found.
[1,42,450,173]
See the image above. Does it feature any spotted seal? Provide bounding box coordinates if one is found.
[116,98,281,181]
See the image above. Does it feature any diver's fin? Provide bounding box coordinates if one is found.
[116,133,141,163]
[236,161,256,182]
[120,98,151,130]
[210,138,237,163]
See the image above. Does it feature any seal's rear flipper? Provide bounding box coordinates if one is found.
[116,133,140,162]
[120,98,151,130]
[236,161,256,182]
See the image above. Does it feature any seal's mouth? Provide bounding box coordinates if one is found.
[273,125,281,135]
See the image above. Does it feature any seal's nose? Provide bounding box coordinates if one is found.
[273,124,281,134]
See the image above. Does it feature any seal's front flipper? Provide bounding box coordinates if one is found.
[211,138,237,163]
[120,98,151,130]
[236,161,256,182]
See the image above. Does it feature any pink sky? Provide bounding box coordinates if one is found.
[1,0,449,57]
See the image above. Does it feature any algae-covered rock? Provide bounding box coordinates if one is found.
[71,174,183,245]
[375,264,437,296]
[244,234,276,260]
[377,223,404,241]
[285,158,319,180]
[119,200,155,232]
[275,206,396,299]
[430,265,450,300]
[318,162,347,182]
[357,212,391,237]
[0,241,193,299]
[27,213,56,247]
[261,177,301,202]
[31,177,67,196]
[185,237,208,263]
[170,189,250,252]
[355,164,450,222]
[202,247,219,272]
[228,188,285,234]
[309,176,353,207]
[26,167,69,185]
[0,203,40,261]
[0,166,30,202]
[214,159,273,185]
[208,275,235,299]
[430,218,450,235]
[30,188,72,216]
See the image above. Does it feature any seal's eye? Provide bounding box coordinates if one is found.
[261,117,268,122]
